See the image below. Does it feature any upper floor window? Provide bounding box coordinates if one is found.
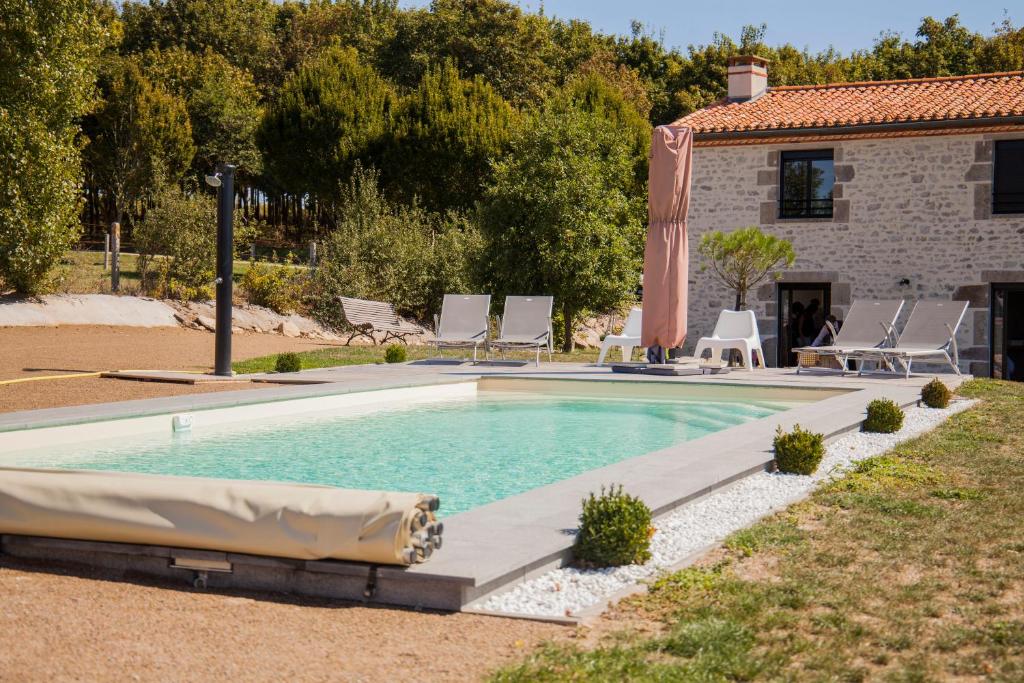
[779,150,834,219]
[994,140,1024,214]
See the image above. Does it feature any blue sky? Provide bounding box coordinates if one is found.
[400,1,1016,54]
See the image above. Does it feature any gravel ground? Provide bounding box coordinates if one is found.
[479,399,977,619]
[0,325,331,412]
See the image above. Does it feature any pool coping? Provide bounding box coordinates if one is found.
[0,365,953,612]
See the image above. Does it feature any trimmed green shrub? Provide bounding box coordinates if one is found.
[863,398,905,433]
[575,485,653,567]
[384,344,407,364]
[921,378,952,409]
[274,352,301,374]
[773,424,825,475]
[241,261,306,314]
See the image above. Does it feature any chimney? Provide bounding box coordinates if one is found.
[727,55,769,102]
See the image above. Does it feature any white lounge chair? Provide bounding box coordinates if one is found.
[597,307,642,365]
[431,294,491,361]
[490,296,554,366]
[853,300,968,378]
[692,310,765,371]
[792,299,904,374]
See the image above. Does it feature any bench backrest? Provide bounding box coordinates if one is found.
[339,296,409,332]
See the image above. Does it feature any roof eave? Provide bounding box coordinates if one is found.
[692,115,1024,142]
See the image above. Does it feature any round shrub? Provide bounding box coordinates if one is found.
[773,424,825,475]
[575,485,653,567]
[274,352,302,374]
[384,344,407,364]
[863,398,904,433]
[921,378,951,409]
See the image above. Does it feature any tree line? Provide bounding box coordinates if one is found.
[2,0,1023,343]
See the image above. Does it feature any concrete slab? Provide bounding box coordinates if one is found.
[100,370,254,384]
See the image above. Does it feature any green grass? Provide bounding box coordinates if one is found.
[494,379,1024,681]
[231,345,604,374]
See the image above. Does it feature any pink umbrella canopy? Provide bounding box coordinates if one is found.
[641,125,693,350]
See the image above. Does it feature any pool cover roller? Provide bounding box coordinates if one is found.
[0,468,442,565]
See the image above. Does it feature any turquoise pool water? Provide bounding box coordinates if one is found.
[7,392,789,516]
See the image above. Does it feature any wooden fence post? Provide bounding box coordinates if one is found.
[309,241,317,268]
[110,222,120,293]
[103,234,110,271]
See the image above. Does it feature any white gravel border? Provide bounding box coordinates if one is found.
[478,398,977,619]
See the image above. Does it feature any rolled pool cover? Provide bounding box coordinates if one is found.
[0,467,441,566]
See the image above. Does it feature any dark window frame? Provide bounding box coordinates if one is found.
[778,149,835,219]
[993,140,1024,215]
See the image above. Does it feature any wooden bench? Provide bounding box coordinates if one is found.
[338,297,426,345]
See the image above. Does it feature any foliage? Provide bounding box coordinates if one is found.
[240,260,305,314]
[773,424,825,475]
[274,351,301,374]
[864,398,905,434]
[384,344,407,363]
[574,484,653,567]
[257,46,394,205]
[384,60,514,213]
[697,226,796,310]
[921,378,952,409]
[310,167,480,328]
[85,57,195,222]
[479,101,644,352]
[0,0,108,294]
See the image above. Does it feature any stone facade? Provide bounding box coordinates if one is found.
[683,130,1024,375]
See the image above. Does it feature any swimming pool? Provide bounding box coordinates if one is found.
[1,380,801,516]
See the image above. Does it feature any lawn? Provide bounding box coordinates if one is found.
[495,379,1024,681]
[231,345,605,374]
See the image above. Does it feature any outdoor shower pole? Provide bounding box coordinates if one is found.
[214,163,235,376]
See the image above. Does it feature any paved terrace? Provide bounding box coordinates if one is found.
[0,362,968,614]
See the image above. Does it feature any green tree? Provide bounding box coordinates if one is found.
[0,0,108,294]
[697,226,796,310]
[85,57,195,224]
[385,60,513,212]
[257,47,394,210]
[142,47,262,176]
[479,103,643,351]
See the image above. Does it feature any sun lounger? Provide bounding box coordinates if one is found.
[430,294,491,361]
[852,300,968,378]
[596,307,643,366]
[792,299,904,374]
[489,296,554,366]
[692,310,765,371]
[338,296,426,345]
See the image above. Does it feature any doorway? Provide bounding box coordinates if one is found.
[990,284,1024,381]
[777,283,831,367]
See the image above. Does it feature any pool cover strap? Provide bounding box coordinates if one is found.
[0,468,441,566]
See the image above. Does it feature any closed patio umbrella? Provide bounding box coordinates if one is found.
[641,125,693,362]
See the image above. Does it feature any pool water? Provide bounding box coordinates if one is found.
[6,392,789,516]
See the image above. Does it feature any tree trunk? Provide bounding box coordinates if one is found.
[561,303,574,353]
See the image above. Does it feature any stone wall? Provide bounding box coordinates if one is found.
[682,130,1024,375]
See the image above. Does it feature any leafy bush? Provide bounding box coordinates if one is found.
[384,344,407,363]
[863,398,904,433]
[241,260,305,314]
[574,485,653,567]
[921,378,952,409]
[773,424,825,475]
[274,352,301,374]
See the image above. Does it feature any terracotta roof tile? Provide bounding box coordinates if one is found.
[674,71,1024,135]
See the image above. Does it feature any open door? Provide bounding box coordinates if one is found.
[991,284,1024,381]
[777,283,831,368]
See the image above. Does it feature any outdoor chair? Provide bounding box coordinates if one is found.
[792,299,904,374]
[489,296,554,366]
[691,310,765,371]
[852,300,969,378]
[337,296,426,345]
[596,307,643,366]
[430,294,491,361]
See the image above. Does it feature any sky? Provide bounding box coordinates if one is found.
[399,1,1017,55]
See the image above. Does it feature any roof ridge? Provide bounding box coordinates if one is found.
[770,70,1024,92]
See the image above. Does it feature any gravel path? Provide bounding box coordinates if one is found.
[479,399,976,619]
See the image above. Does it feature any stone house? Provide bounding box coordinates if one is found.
[673,56,1024,378]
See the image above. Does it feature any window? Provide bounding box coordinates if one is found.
[779,150,834,219]
[994,140,1024,214]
